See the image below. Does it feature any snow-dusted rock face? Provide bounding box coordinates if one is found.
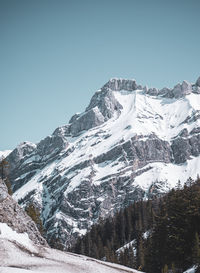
[5,76,200,248]
[102,78,138,91]
[86,88,122,121]
[0,179,47,246]
[70,107,105,136]
[8,141,36,172]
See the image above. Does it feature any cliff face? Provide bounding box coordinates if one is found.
[0,179,47,246]
[5,76,200,248]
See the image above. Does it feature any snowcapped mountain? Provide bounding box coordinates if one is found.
[5,76,200,248]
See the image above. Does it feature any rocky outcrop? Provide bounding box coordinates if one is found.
[0,179,47,246]
[144,76,200,98]
[172,81,192,98]
[156,80,193,98]
[7,142,36,172]
[146,87,158,96]
[196,76,200,87]
[102,78,138,91]
[37,135,67,156]
[172,130,200,163]
[86,89,122,121]
[70,107,105,136]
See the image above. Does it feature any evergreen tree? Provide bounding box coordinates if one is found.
[162,264,168,273]
[71,178,200,272]
[192,232,200,265]
[25,203,43,235]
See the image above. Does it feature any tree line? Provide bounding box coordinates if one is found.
[70,177,200,273]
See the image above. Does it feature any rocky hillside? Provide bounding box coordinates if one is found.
[0,178,140,273]
[5,76,200,248]
[0,179,47,246]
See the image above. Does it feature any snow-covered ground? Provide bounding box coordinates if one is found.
[0,150,12,159]
[184,266,197,273]
[0,223,141,273]
[116,239,137,256]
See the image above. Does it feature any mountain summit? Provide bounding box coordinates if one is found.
[5,76,200,248]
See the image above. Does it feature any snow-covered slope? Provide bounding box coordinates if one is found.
[0,223,141,273]
[5,76,200,248]
[0,150,12,159]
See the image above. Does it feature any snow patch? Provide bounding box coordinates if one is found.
[184,266,198,273]
[0,150,12,159]
[0,223,36,252]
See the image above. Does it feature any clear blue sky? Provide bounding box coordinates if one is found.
[1,0,200,150]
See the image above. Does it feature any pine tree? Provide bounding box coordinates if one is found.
[192,232,200,265]
[162,264,168,273]
[137,237,145,270]
[25,203,43,235]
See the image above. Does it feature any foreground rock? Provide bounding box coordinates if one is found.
[0,179,47,246]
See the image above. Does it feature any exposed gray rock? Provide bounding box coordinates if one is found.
[52,124,71,137]
[143,86,148,93]
[189,134,200,157]
[158,87,173,98]
[158,81,192,98]
[179,128,189,137]
[0,179,47,246]
[102,78,137,91]
[70,107,105,136]
[69,113,81,124]
[94,135,172,165]
[86,89,122,121]
[190,127,200,135]
[37,135,67,157]
[181,80,192,95]
[196,76,200,87]
[172,81,192,98]
[147,88,158,96]
[182,110,200,124]
[192,85,200,94]
[172,131,200,163]
[7,142,36,171]
[137,84,143,90]
[171,138,191,163]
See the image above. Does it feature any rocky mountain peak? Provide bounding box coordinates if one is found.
[102,78,138,91]
[171,80,192,98]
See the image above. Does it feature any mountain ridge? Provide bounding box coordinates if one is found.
[4,75,200,248]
